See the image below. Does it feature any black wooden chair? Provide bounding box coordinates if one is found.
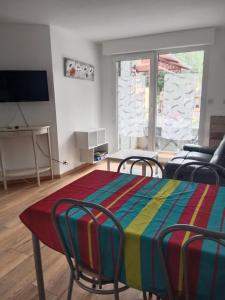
[158,224,225,300]
[173,161,225,185]
[52,199,128,300]
[117,156,164,178]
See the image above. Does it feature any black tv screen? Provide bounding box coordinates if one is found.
[0,70,49,102]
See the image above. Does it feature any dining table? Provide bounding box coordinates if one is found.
[20,170,225,300]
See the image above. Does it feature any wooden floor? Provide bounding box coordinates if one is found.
[0,161,159,300]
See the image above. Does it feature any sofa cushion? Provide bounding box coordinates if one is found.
[164,158,195,179]
[186,151,212,162]
[210,135,225,167]
[164,158,225,185]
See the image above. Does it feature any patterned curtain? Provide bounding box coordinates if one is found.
[161,73,196,141]
[118,61,147,138]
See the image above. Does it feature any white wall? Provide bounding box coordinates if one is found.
[101,27,225,150]
[50,26,102,174]
[0,24,60,174]
[203,28,225,144]
[101,55,117,153]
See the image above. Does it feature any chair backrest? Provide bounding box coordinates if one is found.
[173,161,225,185]
[117,156,164,177]
[52,198,124,291]
[158,224,225,300]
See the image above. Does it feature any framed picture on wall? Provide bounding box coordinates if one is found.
[64,57,94,81]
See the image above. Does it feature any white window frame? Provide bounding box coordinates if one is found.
[113,46,209,152]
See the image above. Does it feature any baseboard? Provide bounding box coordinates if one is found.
[58,163,91,177]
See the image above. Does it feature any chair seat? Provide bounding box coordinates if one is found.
[186,151,212,162]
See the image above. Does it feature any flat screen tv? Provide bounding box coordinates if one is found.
[0,70,49,102]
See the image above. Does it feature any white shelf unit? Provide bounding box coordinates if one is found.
[75,129,108,163]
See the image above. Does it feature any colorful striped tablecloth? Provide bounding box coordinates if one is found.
[20,170,225,299]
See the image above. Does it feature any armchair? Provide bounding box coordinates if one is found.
[164,135,225,185]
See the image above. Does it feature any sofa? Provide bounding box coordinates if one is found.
[164,135,225,185]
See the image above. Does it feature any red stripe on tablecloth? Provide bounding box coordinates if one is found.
[187,185,219,297]
[78,176,150,271]
[19,170,121,253]
[209,208,225,300]
[166,184,208,292]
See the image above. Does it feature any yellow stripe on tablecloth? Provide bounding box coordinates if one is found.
[178,184,209,291]
[124,180,180,288]
[87,177,146,268]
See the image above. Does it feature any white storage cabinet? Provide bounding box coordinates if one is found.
[75,128,108,164]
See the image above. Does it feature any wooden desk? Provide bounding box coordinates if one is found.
[0,126,53,189]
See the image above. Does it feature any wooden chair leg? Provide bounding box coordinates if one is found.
[67,272,74,300]
[114,292,119,300]
[114,283,120,300]
[114,288,120,300]
[92,277,96,289]
[143,291,148,300]
[143,291,154,300]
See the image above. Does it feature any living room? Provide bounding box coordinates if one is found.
[1,1,225,300]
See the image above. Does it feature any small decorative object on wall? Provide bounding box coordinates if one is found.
[64,57,94,81]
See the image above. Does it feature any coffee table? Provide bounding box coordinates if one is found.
[107,149,158,176]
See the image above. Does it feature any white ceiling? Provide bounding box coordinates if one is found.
[0,0,225,41]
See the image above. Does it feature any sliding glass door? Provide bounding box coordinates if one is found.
[116,49,205,154]
[155,50,205,152]
[116,53,156,151]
